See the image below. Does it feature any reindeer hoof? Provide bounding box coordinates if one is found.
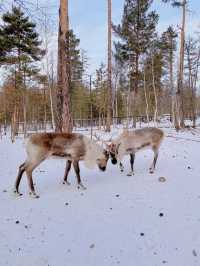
[127,171,134,176]
[77,183,87,190]
[63,181,71,186]
[13,190,23,197]
[149,169,154,174]
[29,191,40,199]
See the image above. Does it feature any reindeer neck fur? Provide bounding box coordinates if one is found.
[83,136,104,169]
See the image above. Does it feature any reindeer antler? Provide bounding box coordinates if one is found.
[93,133,101,142]
[93,132,111,147]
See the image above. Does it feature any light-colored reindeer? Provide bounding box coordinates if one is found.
[107,127,164,176]
[14,132,109,198]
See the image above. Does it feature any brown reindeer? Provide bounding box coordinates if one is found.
[107,127,164,176]
[14,133,109,198]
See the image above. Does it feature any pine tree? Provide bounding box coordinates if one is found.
[68,30,84,84]
[160,26,178,124]
[0,6,44,138]
[93,64,108,127]
[113,0,158,125]
[57,0,72,133]
[0,6,43,67]
[161,26,177,93]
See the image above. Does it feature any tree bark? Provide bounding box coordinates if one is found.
[56,0,72,132]
[143,68,149,125]
[106,0,112,132]
[151,54,158,124]
[177,0,186,129]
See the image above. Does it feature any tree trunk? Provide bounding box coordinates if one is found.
[89,75,93,139]
[106,0,112,132]
[177,0,186,128]
[191,46,200,128]
[143,68,149,125]
[56,0,72,132]
[151,54,158,124]
[50,59,56,130]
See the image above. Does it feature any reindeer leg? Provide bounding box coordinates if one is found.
[26,170,39,198]
[63,160,72,185]
[127,153,135,176]
[14,162,26,196]
[119,162,124,172]
[149,149,158,174]
[25,158,46,198]
[73,161,86,190]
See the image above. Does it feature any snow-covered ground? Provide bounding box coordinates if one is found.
[0,127,200,266]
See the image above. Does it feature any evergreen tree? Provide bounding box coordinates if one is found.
[0,6,43,67]
[113,0,158,95]
[160,26,177,94]
[93,64,108,123]
[68,30,84,84]
[0,6,44,137]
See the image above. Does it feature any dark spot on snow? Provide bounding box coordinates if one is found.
[187,166,191,169]
[15,220,20,224]
[3,189,7,193]
[192,249,197,257]
[65,202,69,206]
[162,260,167,264]
[158,177,166,183]
[140,233,144,236]
[159,213,164,217]
[110,208,113,210]
[24,225,28,229]
[115,194,120,198]
[89,244,95,249]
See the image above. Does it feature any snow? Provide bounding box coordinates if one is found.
[0,127,200,266]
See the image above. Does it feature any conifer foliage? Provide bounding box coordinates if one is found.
[113,0,159,94]
[0,6,43,66]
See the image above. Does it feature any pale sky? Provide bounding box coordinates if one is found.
[0,0,200,78]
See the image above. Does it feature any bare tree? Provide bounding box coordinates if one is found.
[162,0,188,129]
[185,37,200,128]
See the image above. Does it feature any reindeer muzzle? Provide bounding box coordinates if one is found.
[99,166,106,171]
[111,158,117,165]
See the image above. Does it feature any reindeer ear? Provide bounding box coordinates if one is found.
[105,143,110,150]
[116,143,121,154]
[103,149,109,157]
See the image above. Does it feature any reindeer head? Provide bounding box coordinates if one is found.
[96,149,109,171]
[106,143,121,165]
